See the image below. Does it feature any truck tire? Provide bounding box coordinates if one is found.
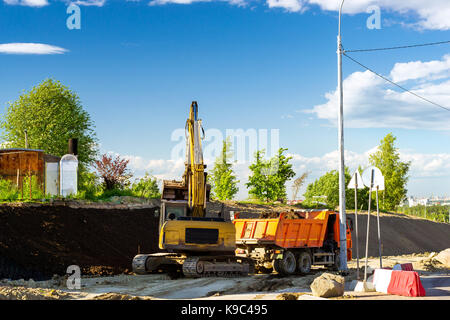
[273,259,283,274]
[297,251,312,274]
[277,250,297,275]
[330,250,341,271]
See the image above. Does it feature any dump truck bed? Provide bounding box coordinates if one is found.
[233,211,333,249]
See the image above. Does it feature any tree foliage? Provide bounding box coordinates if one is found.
[303,167,372,210]
[209,138,239,200]
[94,154,131,190]
[77,169,101,200]
[246,148,295,202]
[399,205,449,223]
[369,133,410,211]
[0,78,98,165]
[131,172,161,199]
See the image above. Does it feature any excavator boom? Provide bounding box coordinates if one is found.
[186,101,206,217]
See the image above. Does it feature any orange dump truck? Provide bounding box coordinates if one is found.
[233,210,353,275]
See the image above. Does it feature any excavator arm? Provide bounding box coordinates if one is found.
[185,101,207,217]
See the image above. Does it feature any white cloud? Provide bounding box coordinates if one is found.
[306,54,450,130]
[3,0,49,7]
[73,0,106,6]
[0,43,68,55]
[308,0,450,30]
[148,0,246,6]
[149,0,208,5]
[143,0,450,30]
[390,55,450,83]
[266,0,305,12]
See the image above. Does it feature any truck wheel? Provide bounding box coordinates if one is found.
[273,259,283,274]
[279,251,297,275]
[297,251,312,274]
[331,251,341,271]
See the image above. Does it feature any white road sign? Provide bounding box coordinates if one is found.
[362,166,385,190]
[348,170,365,189]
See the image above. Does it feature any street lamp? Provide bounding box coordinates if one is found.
[337,0,348,271]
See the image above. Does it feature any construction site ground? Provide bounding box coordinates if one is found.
[0,200,449,300]
[0,254,448,300]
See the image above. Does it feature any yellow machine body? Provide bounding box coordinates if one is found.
[159,219,236,253]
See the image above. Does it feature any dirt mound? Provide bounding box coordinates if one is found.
[0,204,160,280]
[93,292,152,300]
[348,212,450,257]
[0,286,75,300]
[276,292,307,300]
[259,211,306,219]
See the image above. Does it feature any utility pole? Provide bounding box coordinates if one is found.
[337,0,348,271]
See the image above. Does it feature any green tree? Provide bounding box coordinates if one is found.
[132,172,161,198]
[246,148,295,202]
[369,133,410,211]
[209,138,239,200]
[0,78,98,165]
[303,167,371,210]
[77,169,101,200]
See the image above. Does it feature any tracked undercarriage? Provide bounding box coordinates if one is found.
[132,253,253,278]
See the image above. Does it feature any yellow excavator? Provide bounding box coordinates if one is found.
[132,101,252,277]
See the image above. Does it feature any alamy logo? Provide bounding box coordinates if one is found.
[66,265,81,289]
[171,128,280,175]
[366,5,381,30]
[67,3,81,30]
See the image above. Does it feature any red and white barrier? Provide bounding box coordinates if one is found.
[387,271,426,297]
[373,269,393,293]
[392,263,414,271]
[372,269,426,297]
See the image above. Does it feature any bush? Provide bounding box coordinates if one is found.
[0,179,19,201]
[94,154,131,190]
[21,174,45,200]
[97,188,135,200]
[398,205,449,223]
[77,169,101,201]
[131,173,160,199]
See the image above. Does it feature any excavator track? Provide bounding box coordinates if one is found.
[182,256,253,278]
[132,253,183,275]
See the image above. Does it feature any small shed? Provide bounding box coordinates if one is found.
[0,148,61,196]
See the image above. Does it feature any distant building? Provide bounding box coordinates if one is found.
[407,196,450,207]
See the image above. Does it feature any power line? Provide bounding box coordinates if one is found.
[344,40,450,53]
[343,52,450,112]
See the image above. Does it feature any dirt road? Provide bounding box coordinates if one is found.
[0,253,448,300]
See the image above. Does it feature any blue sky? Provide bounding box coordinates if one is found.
[1,0,450,200]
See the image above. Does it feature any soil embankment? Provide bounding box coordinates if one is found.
[0,203,159,280]
[348,211,450,257]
